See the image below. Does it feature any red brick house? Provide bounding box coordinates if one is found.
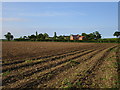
[70,35,85,40]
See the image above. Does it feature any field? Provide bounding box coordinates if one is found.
[1,41,120,88]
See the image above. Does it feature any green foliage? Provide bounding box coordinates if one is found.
[113,31,120,38]
[93,31,102,39]
[4,32,14,41]
[28,34,36,41]
[88,33,95,40]
[37,33,45,40]
[43,33,49,39]
[36,31,38,36]
[12,31,119,43]
[82,33,87,36]
[23,36,27,39]
[81,31,101,40]
[54,32,57,40]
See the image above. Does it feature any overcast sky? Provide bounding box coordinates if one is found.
[2,2,118,39]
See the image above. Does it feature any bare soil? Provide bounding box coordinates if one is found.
[1,41,119,89]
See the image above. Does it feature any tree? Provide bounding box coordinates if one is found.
[82,33,87,36]
[113,31,120,38]
[43,33,49,39]
[23,36,27,39]
[36,31,38,36]
[88,33,95,40]
[28,34,36,41]
[4,32,14,41]
[93,31,101,39]
[36,31,38,41]
[38,33,45,40]
[54,32,57,39]
[81,33,88,40]
[11,35,14,40]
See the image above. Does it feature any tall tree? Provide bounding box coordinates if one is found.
[36,31,38,36]
[113,31,120,38]
[54,32,57,39]
[36,31,38,41]
[4,32,14,41]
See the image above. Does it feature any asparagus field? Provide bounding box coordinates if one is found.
[1,42,120,89]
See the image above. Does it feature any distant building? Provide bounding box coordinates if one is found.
[70,35,85,40]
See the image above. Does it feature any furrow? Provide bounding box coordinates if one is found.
[20,48,107,89]
[50,46,117,88]
[2,49,88,72]
[37,47,108,88]
[72,46,117,88]
[2,49,94,86]
[2,49,83,66]
[2,48,105,89]
[2,44,107,66]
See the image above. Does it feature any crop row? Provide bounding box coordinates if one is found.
[2,46,113,88]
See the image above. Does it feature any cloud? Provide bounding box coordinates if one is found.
[0,18,27,22]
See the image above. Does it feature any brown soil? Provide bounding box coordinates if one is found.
[1,41,119,89]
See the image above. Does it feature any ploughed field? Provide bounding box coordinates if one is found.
[1,42,120,88]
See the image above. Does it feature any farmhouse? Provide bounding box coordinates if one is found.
[70,35,85,40]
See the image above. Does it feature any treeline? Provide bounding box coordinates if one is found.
[3,31,120,43]
[81,31,101,40]
[4,31,101,41]
[13,32,70,41]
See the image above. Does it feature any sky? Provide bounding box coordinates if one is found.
[2,2,118,39]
